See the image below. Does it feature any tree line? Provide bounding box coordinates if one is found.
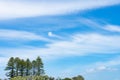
[4,56,84,80]
[5,56,44,78]
[10,75,84,80]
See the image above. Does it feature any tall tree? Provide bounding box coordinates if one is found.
[19,59,26,76]
[5,56,45,78]
[32,60,36,76]
[36,56,44,76]
[14,57,21,76]
[5,57,15,78]
[25,58,32,76]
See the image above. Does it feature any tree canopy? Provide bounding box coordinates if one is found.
[5,56,84,80]
[5,56,44,78]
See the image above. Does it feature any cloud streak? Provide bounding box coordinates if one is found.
[104,25,120,32]
[0,33,120,60]
[0,29,50,41]
[0,0,120,19]
[0,31,120,79]
[85,56,120,74]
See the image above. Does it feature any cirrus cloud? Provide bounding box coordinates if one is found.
[0,0,120,19]
[0,29,50,41]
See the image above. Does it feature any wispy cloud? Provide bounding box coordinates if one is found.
[0,0,120,19]
[0,33,120,60]
[104,25,120,32]
[85,56,120,74]
[50,55,120,78]
[0,32,120,78]
[0,29,50,41]
[58,56,120,77]
[78,18,120,34]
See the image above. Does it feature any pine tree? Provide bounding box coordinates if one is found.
[14,57,20,76]
[19,59,26,76]
[25,58,32,76]
[36,56,44,76]
[5,56,45,78]
[32,60,36,76]
[5,57,15,78]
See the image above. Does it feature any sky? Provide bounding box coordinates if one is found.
[0,0,120,80]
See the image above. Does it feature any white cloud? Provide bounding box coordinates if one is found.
[85,56,120,74]
[0,0,120,19]
[0,33,120,60]
[79,18,120,33]
[0,32,120,78]
[0,29,50,41]
[104,25,120,32]
[86,66,117,73]
[51,56,120,78]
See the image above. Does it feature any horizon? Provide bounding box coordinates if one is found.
[0,0,120,80]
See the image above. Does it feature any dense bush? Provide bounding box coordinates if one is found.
[11,75,50,80]
[10,75,84,80]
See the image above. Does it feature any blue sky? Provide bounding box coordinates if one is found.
[0,0,120,80]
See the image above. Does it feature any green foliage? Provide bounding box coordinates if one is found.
[49,77,55,80]
[5,57,15,78]
[63,78,72,80]
[14,57,21,76]
[5,56,44,78]
[5,56,85,80]
[62,75,84,80]
[32,60,36,75]
[10,75,84,80]
[36,56,44,76]
[11,75,50,80]
[19,59,26,76]
[72,75,84,80]
[25,58,32,76]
